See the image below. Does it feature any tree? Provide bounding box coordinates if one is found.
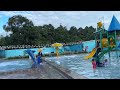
[3,15,34,33]
[69,26,79,42]
[1,15,97,46]
[3,15,35,45]
[55,25,69,43]
[42,24,55,44]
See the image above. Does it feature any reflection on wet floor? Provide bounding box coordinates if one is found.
[46,52,120,79]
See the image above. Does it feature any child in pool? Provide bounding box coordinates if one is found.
[104,59,108,67]
[92,59,97,74]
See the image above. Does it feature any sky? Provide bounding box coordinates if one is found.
[0,11,120,36]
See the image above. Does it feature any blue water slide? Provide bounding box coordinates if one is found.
[25,49,36,64]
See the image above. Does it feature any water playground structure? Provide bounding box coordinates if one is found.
[24,43,63,67]
[51,43,63,57]
[25,49,37,65]
[84,15,120,64]
[24,48,44,65]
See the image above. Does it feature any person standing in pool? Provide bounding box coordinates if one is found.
[37,51,43,65]
[92,59,97,75]
[37,53,42,64]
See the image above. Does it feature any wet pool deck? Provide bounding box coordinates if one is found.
[44,59,87,79]
[0,58,87,79]
[0,62,65,79]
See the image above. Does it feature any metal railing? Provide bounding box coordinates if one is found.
[0,41,83,50]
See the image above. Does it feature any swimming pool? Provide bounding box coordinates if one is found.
[0,60,31,72]
[45,52,120,79]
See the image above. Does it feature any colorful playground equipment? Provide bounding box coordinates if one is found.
[25,49,43,67]
[25,49,37,66]
[84,15,120,64]
[51,43,63,57]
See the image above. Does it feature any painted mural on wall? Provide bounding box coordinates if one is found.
[0,40,97,58]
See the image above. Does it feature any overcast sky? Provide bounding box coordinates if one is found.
[0,11,120,36]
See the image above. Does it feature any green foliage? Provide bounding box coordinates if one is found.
[0,15,96,46]
[3,15,35,45]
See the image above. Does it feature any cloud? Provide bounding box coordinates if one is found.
[0,31,9,36]
[1,11,120,30]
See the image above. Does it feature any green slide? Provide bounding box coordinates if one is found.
[97,47,113,61]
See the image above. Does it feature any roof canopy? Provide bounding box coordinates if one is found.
[108,15,120,32]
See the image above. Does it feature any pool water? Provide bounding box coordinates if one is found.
[0,60,31,72]
[46,51,120,79]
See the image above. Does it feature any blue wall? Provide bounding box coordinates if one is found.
[83,40,95,52]
[64,44,83,52]
[0,43,83,58]
[0,50,5,57]
[42,47,55,54]
[0,42,92,58]
[5,48,39,58]
[2,39,120,58]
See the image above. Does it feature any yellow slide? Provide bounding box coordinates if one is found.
[84,48,97,60]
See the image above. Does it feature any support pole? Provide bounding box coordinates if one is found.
[98,30,103,62]
[107,31,111,61]
[115,30,119,59]
[56,47,59,58]
[100,31,102,49]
